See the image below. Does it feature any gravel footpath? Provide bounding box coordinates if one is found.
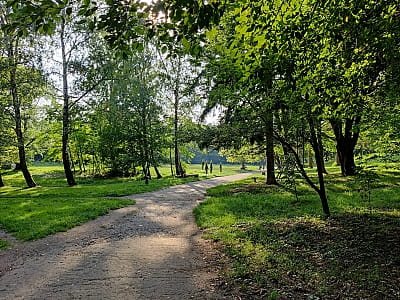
[0,173,251,300]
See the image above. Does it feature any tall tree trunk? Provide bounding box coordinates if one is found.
[169,147,174,176]
[8,40,36,188]
[69,151,76,173]
[317,120,328,174]
[308,118,330,217]
[141,109,150,184]
[147,164,152,180]
[0,171,4,187]
[337,141,357,175]
[80,149,86,173]
[141,116,150,183]
[330,117,360,176]
[302,127,306,165]
[76,148,83,173]
[173,89,184,176]
[265,111,277,185]
[308,149,313,168]
[61,16,76,186]
[142,163,149,184]
[335,152,341,165]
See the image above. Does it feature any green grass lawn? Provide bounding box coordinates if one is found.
[0,163,252,242]
[0,239,9,250]
[194,164,400,299]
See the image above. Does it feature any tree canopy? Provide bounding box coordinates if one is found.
[0,0,399,215]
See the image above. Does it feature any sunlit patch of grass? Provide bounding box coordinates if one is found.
[0,196,133,241]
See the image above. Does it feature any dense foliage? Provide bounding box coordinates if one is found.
[0,0,399,208]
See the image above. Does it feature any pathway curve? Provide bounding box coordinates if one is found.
[0,173,252,299]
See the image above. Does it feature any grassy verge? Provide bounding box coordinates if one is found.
[0,163,251,242]
[0,239,10,250]
[194,164,400,299]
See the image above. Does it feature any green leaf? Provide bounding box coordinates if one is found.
[181,37,191,51]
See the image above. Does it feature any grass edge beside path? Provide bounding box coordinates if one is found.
[0,239,10,250]
[0,196,134,241]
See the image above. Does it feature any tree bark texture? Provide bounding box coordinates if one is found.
[275,132,328,213]
[265,111,277,185]
[169,147,174,176]
[173,89,184,177]
[61,17,77,186]
[308,118,330,217]
[8,40,36,188]
[335,152,341,165]
[143,164,149,185]
[154,166,162,179]
[141,110,150,184]
[274,124,330,217]
[316,121,328,174]
[330,117,360,176]
[308,149,314,168]
[0,171,4,187]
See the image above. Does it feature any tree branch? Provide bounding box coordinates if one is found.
[68,76,111,109]
[273,129,321,194]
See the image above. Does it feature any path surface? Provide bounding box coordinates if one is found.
[0,173,251,299]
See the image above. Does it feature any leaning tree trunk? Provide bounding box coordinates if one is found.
[265,111,277,185]
[309,118,330,217]
[274,130,331,217]
[8,41,36,188]
[154,166,162,179]
[151,150,162,179]
[61,16,76,186]
[330,117,360,176]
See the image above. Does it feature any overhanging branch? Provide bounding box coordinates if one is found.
[68,76,112,109]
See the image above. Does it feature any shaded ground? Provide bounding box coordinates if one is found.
[229,214,400,299]
[0,173,251,299]
[195,180,400,300]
